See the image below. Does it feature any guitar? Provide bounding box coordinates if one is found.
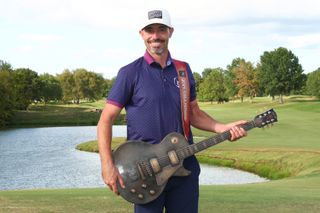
[113,109,278,204]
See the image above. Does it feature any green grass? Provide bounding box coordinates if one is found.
[1,96,320,212]
[8,101,125,127]
[0,188,133,213]
[76,137,125,153]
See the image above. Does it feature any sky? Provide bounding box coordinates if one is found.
[1,0,320,79]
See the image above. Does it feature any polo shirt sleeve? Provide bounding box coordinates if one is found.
[185,63,196,102]
[106,67,134,108]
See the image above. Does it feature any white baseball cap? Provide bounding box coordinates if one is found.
[141,9,172,30]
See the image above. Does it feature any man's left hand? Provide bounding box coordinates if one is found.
[226,120,247,142]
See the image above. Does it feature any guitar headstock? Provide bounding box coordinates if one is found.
[253,108,278,128]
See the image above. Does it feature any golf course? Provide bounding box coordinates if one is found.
[0,96,319,213]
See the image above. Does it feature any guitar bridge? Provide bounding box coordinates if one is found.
[138,161,153,179]
[137,164,146,180]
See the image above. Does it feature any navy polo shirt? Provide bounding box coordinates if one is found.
[107,51,196,145]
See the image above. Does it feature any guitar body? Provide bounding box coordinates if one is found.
[112,109,278,204]
[113,132,190,204]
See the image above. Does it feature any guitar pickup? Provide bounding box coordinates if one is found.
[168,150,179,166]
[149,158,161,174]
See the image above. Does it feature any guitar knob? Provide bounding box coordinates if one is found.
[138,194,144,199]
[141,183,147,189]
[149,190,156,195]
[130,188,136,193]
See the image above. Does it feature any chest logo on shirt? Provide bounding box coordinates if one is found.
[174,77,180,88]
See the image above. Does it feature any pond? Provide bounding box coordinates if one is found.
[0,126,267,190]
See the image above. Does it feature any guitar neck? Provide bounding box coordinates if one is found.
[176,120,256,159]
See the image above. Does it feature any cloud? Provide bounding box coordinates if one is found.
[2,0,320,28]
[287,33,320,49]
[17,34,62,42]
[15,45,34,54]
[1,0,320,75]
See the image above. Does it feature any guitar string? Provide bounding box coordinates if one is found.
[140,114,275,175]
[154,130,232,165]
[141,117,273,174]
[152,121,256,166]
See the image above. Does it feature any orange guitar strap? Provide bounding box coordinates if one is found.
[172,59,190,140]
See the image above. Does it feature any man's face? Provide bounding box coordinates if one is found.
[140,24,174,56]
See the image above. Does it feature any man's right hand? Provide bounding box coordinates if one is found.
[102,163,125,195]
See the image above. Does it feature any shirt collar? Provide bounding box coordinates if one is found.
[143,51,173,67]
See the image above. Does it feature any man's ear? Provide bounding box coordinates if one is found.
[169,28,174,38]
[139,30,144,39]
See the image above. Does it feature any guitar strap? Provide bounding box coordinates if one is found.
[172,59,190,140]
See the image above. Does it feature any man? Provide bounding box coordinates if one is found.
[97,8,247,213]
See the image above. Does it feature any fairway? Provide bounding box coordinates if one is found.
[1,96,320,213]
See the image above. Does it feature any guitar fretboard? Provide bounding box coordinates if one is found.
[176,121,256,160]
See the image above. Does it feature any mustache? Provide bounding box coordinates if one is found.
[148,39,165,43]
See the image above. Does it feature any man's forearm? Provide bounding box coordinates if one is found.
[97,103,123,168]
[190,109,226,133]
[189,100,227,133]
[97,119,114,169]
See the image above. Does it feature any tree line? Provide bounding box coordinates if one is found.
[0,64,115,127]
[1,46,320,127]
[195,47,320,104]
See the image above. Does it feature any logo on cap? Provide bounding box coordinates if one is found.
[148,10,162,20]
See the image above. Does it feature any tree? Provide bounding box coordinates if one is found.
[232,60,259,102]
[306,68,320,99]
[73,69,105,103]
[57,69,76,103]
[58,68,106,104]
[202,68,214,79]
[12,68,40,110]
[198,68,227,103]
[104,77,116,98]
[192,72,202,94]
[0,60,13,72]
[0,61,15,127]
[39,73,63,103]
[225,58,246,99]
[86,71,105,100]
[73,69,89,103]
[258,47,304,103]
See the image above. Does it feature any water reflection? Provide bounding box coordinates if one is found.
[0,126,267,190]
